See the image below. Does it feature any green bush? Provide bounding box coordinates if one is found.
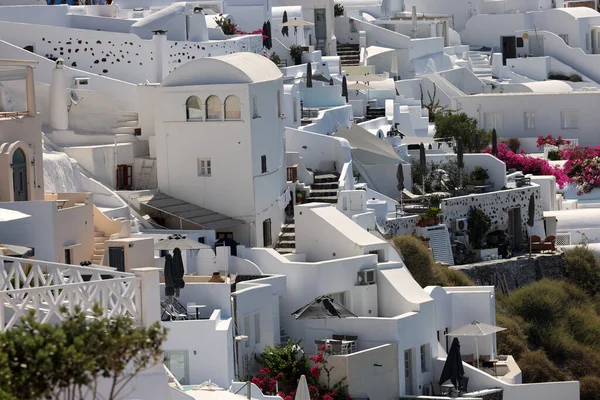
[391,235,436,286]
[436,265,474,287]
[495,313,529,360]
[547,149,561,161]
[565,247,600,295]
[505,138,521,153]
[580,376,600,400]
[518,350,568,383]
[467,208,492,249]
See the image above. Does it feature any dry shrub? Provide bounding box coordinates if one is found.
[518,350,568,383]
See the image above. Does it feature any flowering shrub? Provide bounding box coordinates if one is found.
[214,16,267,38]
[253,340,351,400]
[561,145,600,195]
[485,142,570,188]
[537,135,571,148]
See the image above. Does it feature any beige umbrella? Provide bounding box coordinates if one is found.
[281,18,314,45]
[345,74,386,82]
[281,18,314,27]
[446,321,506,368]
[347,82,371,90]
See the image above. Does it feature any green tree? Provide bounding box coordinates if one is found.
[565,247,600,295]
[433,110,491,152]
[0,307,168,400]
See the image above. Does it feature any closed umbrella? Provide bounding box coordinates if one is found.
[491,128,498,157]
[474,133,481,153]
[295,375,310,400]
[457,137,464,189]
[164,254,175,298]
[172,247,185,297]
[262,22,268,47]
[342,75,348,102]
[419,142,427,194]
[447,321,506,369]
[439,337,465,390]
[266,20,273,49]
[528,193,535,258]
[306,62,313,88]
[281,10,289,37]
[397,163,405,214]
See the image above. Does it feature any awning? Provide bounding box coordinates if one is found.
[333,124,402,164]
[136,193,243,230]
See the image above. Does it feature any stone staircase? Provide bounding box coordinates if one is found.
[275,217,296,255]
[366,105,386,121]
[468,51,493,79]
[337,43,360,67]
[92,230,109,265]
[305,173,339,204]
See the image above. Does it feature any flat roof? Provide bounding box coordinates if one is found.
[137,192,243,230]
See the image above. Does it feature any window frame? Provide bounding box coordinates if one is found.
[185,96,203,121]
[197,158,212,177]
[523,111,536,131]
[560,110,579,130]
[205,95,222,121]
[224,95,242,120]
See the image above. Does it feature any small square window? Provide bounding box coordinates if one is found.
[561,110,579,130]
[197,158,212,176]
[524,111,536,130]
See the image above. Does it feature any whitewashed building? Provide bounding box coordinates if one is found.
[154,52,288,247]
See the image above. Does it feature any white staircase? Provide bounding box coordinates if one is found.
[92,230,108,265]
[417,225,455,266]
[110,111,140,135]
[468,51,493,79]
[136,158,156,190]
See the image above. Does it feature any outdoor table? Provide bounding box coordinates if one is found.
[440,382,456,396]
[188,304,206,319]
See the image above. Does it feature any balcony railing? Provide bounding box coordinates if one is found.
[0,256,141,331]
[286,165,298,182]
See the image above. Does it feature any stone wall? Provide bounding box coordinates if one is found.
[384,214,419,236]
[451,253,566,292]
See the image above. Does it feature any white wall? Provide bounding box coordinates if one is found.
[64,143,134,188]
[455,91,600,147]
[162,311,234,387]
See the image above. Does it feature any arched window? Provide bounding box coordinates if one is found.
[205,95,222,120]
[186,96,203,120]
[224,95,241,120]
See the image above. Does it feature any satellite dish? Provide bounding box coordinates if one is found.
[69,90,79,105]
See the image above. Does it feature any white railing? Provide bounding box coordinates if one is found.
[0,256,141,331]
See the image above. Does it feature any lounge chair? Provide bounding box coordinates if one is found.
[329,340,345,354]
[530,235,544,251]
[332,334,345,340]
[315,340,327,353]
[541,236,556,253]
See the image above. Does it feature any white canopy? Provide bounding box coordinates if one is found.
[281,18,314,27]
[0,208,31,222]
[334,124,401,164]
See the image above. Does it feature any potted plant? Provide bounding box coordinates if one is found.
[470,166,489,186]
[418,207,441,227]
[467,207,497,260]
[290,45,303,65]
[269,52,281,66]
[296,190,305,204]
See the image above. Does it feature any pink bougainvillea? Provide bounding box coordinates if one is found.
[486,142,570,188]
[536,135,571,148]
[561,145,600,195]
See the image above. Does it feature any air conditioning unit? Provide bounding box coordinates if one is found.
[451,218,468,232]
[358,269,376,285]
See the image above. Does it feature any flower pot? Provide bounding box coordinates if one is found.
[474,248,498,262]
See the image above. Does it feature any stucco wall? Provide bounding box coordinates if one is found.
[442,185,543,239]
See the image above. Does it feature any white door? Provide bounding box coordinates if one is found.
[164,350,190,385]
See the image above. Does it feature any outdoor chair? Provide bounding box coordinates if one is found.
[329,340,345,355]
[530,235,544,251]
[541,236,556,253]
[462,354,474,365]
[186,302,197,319]
[332,334,345,340]
[345,335,358,352]
[459,377,469,393]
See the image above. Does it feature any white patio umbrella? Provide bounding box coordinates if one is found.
[295,375,310,400]
[281,18,314,45]
[446,321,506,368]
[348,81,373,103]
